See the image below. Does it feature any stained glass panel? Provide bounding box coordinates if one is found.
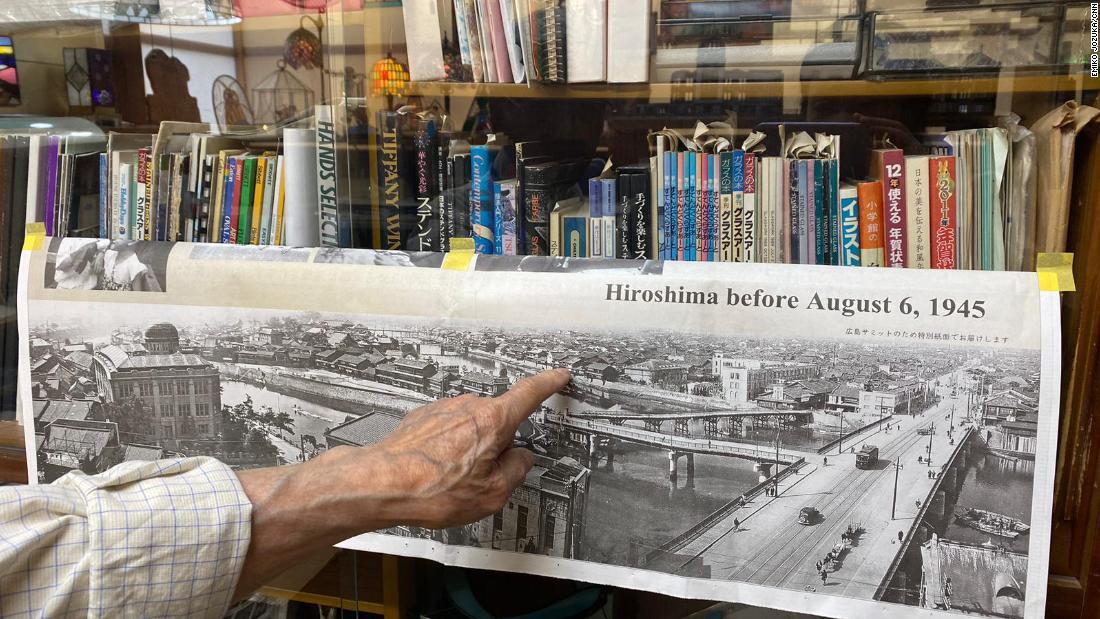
[0,36,19,106]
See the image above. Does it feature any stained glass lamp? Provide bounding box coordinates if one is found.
[284,21,323,71]
[370,56,408,97]
[252,61,315,126]
[0,36,19,106]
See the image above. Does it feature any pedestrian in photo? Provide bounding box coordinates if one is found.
[821,570,828,586]
[824,456,828,467]
[733,518,740,531]
[898,531,904,542]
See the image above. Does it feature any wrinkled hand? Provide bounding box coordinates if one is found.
[359,368,570,529]
[234,368,569,601]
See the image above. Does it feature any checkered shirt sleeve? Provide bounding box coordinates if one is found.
[0,457,252,618]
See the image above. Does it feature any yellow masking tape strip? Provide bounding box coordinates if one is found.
[23,223,46,251]
[1038,271,1060,292]
[449,237,474,252]
[441,238,476,271]
[1036,252,1075,292]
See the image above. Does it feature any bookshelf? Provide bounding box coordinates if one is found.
[0,421,27,485]
[256,553,408,619]
[404,74,1100,101]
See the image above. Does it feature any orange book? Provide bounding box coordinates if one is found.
[857,180,885,267]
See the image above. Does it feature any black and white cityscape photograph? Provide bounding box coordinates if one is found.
[26,300,1041,617]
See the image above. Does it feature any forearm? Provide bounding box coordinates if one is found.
[231,370,569,602]
[232,444,431,601]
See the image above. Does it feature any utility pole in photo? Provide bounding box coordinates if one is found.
[774,426,781,497]
[838,408,844,455]
[926,421,935,466]
[891,458,904,519]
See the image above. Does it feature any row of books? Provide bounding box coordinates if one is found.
[587,126,1009,269]
[371,112,1019,270]
[9,122,311,248]
[99,130,293,247]
[403,0,649,84]
[8,113,1022,273]
[201,152,287,246]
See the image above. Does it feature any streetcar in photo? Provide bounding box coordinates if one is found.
[855,444,879,469]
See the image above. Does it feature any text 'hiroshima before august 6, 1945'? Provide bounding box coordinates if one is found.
[603,283,989,320]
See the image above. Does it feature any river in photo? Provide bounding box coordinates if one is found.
[942,453,1035,553]
[581,444,764,566]
[221,380,351,445]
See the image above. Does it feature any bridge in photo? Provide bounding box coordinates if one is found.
[639,393,992,604]
[567,407,815,423]
[541,413,812,484]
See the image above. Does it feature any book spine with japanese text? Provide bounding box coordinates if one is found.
[873,148,908,268]
[929,155,958,270]
[436,130,451,251]
[857,180,885,267]
[135,149,148,241]
[839,183,861,267]
[905,155,931,269]
[414,117,438,252]
[675,152,685,260]
[587,177,602,258]
[616,172,631,259]
[601,177,616,259]
[731,150,745,262]
[718,151,733,261]
[743,152,757,264]
[630,168,651,260]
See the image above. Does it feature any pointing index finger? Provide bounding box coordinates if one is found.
[493,368,571,432]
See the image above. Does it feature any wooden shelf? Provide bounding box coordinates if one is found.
[258,551,406,619]
[258,586,390,614]
[403,74,1099,100]
[0,421,27,485]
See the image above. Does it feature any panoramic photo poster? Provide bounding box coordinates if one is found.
[19,239,1059,619]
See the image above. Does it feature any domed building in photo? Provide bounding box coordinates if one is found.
[143,322,181,353]
[92,322,221,443]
